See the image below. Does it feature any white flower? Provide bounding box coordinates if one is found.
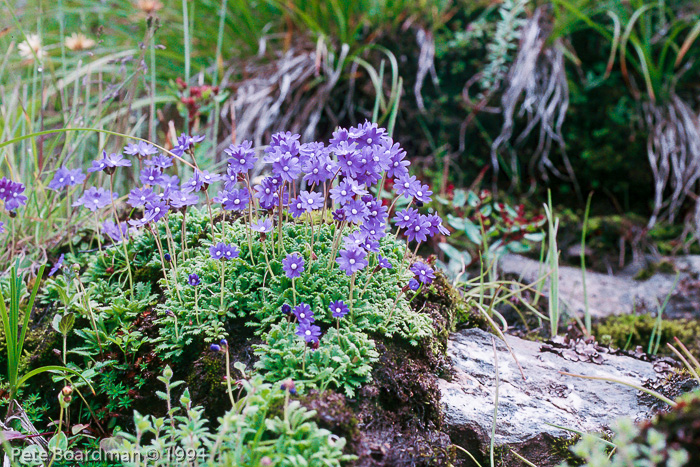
[18,34,45,63]
[65,33,96,51]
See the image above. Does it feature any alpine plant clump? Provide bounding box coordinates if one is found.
[44,122,448,396]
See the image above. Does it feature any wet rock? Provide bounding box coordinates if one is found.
[440,328,661,466]
[498,254,693,319]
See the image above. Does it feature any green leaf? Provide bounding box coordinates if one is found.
[453,189,467,208]
[467,191,480,207]
[48,432,68,453]
[59,313,75,335]
[463,219,483,245]
[438,243,472,265]
[447,214,467,231]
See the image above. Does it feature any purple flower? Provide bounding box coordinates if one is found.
[405,214,432,243]
[264,132,300,163]
[378,255,393,269]
[408,278,420,291]
[343,199,369,224]
[88,151,131,174]
[182,171,203,193]
[188,273,201,286]
[385,140,409,179]
[250,218,273,233]
[210,243,239,260]
[128,187,157,208]
[212,190,230,205]
[253,177,283,208]
[86,153,109,173]
[222,188,250,211]
[144,155,173,168]
[394,174,421,199]
[0,179,28,211]
[342,231,367,250]
[272,152,302,183]
[48,167,85,190]
[281,303,292,314]
[73,187,113,211]
[360,219,386,241]
[144,200,169,223]
[336,248,368,276]
[335,141,361,178]
[104,152,132,169]
[282,253,305,279]
[124,141,158,157]
[332,209,346,222]
[413,183,433,204]
[298,190,324,212]
[427,213,450,236]
[296,322,322,344]
[223,166,240,191]
[0,222,4,233]
[293,303,314,324]
[187,134,205,145]
[365,199,388,224]
[140,167,163,186]
[329,300,349,319]
[172,134,204,157]
[160,174,180,191]
[199,170,222,187]
[411,261,435,284]
[393,208,419,229]
[225,140,256,173]
[168,190,199,209]
[223,244,240,260]
[288,197,305,219]
[302,146,335,184]
[210,343,221,352]
[102,220,129,242]
[48,254,64,277]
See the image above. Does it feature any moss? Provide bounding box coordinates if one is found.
[633,259,676,281]
[184,352,231,420]
[595,314,700,356]
[299,389,359,441]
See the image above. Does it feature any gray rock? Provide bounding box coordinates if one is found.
[497,254,691,319]
[441,328,660,466]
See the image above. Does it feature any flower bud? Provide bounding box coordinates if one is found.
[210,344,221,353]
[281,378,296,394]
[220,338,228,348]
[62,386,73,396]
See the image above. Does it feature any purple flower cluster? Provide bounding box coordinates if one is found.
[209,242,240,260]
[48,168,86,191]
[410,261,435,285]
[0,178,28,211]
[293,302,321,344]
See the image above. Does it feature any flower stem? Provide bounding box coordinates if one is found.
[149,225,172,294]
[110,174,133,294]
[194,287,200,325]
[349,273,356,318]
[181,209,188,260]
[224,345,235,407]
[220,259,225,312]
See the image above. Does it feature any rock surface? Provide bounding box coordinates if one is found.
[441,328,661,466]
[498,254,700,319]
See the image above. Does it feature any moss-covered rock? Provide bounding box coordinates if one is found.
[595,314,700,357]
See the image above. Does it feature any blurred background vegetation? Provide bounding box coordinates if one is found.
[0,0,699,271]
